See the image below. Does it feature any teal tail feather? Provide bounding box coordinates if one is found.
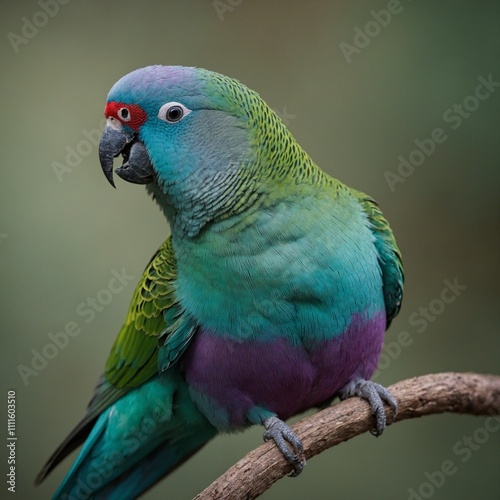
[46,373,216,499]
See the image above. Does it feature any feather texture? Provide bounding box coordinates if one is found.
[37,65,404,497]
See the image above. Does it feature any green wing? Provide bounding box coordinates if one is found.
[35,236,196,484]
[81,237,181,421]
[105,235,197,383]
[104,236,178,389]
[355,191,404,327]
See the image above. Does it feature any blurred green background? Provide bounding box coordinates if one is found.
[1,1,499,499]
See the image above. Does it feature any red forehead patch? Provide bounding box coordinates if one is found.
[104,102,147,131]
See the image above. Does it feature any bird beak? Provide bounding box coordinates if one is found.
[99,123,155,188]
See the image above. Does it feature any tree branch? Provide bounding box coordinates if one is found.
[195,372,500,500]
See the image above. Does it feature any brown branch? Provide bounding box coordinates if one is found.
[195,372,500,500]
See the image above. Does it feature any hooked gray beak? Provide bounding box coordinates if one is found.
[99,125,155,188]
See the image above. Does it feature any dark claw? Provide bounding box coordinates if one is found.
[263,416,305,477]
[339,378,398,436]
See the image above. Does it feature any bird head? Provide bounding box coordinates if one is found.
[99,65,299,235]
[100,67,253,191]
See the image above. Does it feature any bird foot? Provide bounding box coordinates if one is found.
[263,416,305,477]
[339,378,398,436]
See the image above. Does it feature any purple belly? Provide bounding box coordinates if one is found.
[182,313,386,429]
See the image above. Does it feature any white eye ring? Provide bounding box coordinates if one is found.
[158,102,192,123]
[117,107,131,122]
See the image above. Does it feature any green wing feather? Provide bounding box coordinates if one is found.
[355,190,404,327]
[104,236,178,389]
[35,236,193,484]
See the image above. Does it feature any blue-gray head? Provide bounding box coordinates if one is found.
[98,65,299,235]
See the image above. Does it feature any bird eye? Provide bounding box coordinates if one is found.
[117,107,131,122]
[167,106,183,122]
[158,102,191,123]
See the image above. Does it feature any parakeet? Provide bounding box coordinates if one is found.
[36,65,403,499]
